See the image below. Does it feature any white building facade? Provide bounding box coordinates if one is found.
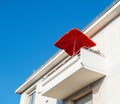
[16,1,120,104]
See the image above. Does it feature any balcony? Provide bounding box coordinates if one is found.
[40,48,105,99]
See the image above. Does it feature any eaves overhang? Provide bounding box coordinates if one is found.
[15,50,68,94]
[15,1,120,94]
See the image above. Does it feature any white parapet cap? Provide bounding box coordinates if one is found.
[84,0,120,37]
[15,1,120,94]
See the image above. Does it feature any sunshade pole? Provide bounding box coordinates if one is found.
[73,40,76,56]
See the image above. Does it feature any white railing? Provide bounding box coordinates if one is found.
[42,55,79,86]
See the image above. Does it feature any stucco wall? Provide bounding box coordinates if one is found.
[92,15,120,104]
[20,80,58,104]
[35,81,57,104]
[20,93,28,104]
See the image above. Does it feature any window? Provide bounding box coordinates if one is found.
[28,91,36,104]
[63,86,93,104]
[75,93,92,104]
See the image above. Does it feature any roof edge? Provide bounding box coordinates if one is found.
[84,0,120,37]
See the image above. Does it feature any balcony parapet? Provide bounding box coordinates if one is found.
[39,48,105,99]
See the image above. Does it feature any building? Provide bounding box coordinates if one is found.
[15,1,120,104]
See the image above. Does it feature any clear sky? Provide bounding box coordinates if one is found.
[0,0,114,104]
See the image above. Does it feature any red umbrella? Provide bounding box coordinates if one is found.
[54,28,96,56]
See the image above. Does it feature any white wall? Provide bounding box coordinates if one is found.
[92,15,120,104]
[35,81,57,104]
[20,93,28,104]
[20,80,58,104]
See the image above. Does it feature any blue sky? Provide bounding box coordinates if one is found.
[0,0,114,104]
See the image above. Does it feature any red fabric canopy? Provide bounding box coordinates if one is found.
[54,28,96,56]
